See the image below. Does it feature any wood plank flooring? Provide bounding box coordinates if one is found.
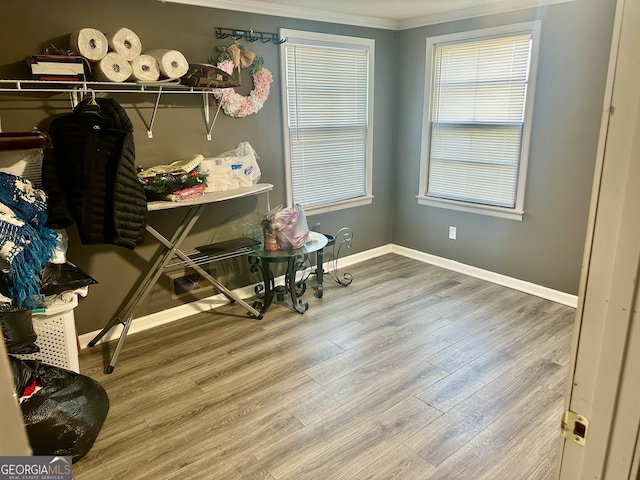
[73,254,575,480]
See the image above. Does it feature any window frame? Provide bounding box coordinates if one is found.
[417,21,542,221]
[280,29,375,215]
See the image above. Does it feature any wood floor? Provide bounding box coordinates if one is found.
[73,254,575,480]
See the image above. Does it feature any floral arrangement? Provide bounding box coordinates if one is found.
[210,44,273,118]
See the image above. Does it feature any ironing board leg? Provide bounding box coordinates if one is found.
[105,313,135,373]
[87,244,176,348]
[90,202,263,373]
[89,205,204,371]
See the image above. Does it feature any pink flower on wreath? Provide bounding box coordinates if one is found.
[214,61,274,118]
[217,59,235,75]
[252,68,273,100]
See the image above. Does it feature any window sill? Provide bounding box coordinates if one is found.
[303,195,374,215]
[416,195,523,221]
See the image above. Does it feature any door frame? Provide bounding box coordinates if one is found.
[558,0,640,477]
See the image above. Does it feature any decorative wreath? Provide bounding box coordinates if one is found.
[210,44,273,118]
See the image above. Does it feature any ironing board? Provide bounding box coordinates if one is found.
[88,183,273,373]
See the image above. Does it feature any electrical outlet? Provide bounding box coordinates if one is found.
[449,226,457,240]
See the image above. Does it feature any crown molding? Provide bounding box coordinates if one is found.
[399,0,579,30]
[158,0,400,30]
[159,0,578,31]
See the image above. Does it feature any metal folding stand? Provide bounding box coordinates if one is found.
[88,184,272,373]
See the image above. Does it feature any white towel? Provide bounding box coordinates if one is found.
[106,27,142,61]
[129,54,160,82]
[70,28,108,61]
[137,154,204,178]
[93,52,133,82]
[146,49,189,79]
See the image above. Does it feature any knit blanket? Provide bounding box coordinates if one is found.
[0,172,57,308]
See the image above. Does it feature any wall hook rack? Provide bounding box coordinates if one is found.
[215,27,286,45]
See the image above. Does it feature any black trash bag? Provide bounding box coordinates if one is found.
[0,307,39,354]
[39,262,98,296]
[9,353,37,394]
[10,357,109,463]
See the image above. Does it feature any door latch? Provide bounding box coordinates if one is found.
[562,410,589,446]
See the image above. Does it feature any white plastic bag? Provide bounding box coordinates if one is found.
[201,142,261,192]
[261,204,310,250]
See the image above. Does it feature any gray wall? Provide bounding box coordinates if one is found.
[0,0,397,334]
[0,0,616,335]
[394,0,616,294]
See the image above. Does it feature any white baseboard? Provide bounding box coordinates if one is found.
[78,243,577,349]
[330,244,393,267]
[390,245,579,308]
[78,285,256,349]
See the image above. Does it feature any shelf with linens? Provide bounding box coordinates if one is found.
[0,79,225,140]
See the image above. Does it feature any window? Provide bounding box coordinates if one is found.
[418,22,541,220]
[280,29,374,214]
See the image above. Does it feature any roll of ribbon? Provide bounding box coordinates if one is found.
[129,54,160,82]
[146,49,189,79]
[70,28,108,61]
[93,52,133,82]
[106,27,142,61]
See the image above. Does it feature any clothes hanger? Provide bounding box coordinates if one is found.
[81,89,108,119]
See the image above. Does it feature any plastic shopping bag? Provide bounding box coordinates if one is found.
[200,142,261,192]
[261,204,310,250]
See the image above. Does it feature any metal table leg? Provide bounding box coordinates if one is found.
[250,255,310,314]
[248,256,275,314]
[287,255,309,313]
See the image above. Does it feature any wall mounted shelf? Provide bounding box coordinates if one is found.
[0,79,223,140]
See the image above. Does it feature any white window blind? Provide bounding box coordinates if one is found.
[427,33,534,209]
[283,38,371,209]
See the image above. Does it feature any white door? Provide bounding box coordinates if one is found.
[557,0,640,478]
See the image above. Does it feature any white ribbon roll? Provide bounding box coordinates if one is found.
[129,54,160,82]
[106,27,142,61]
[70,28,108,61]
[146,49,189,79]
[93,52,133,82]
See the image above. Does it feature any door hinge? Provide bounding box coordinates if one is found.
[562,410,589,446]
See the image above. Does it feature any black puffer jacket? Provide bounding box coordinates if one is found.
[43,97,146,249]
